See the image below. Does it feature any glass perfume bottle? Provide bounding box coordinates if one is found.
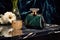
[25,8,45,29]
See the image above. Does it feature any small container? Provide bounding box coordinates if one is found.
[11,20,23,36]
[12,20,23,30]
[25,8,45,29]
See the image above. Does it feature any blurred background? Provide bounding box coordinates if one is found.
[0,0,60,25]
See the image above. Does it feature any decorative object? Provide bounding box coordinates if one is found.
[0,12,16,24]
[11,20,23,36]
[25,8,45,29]
[12,20,22,29]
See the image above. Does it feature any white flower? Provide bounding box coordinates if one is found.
[1,15,8,24]
[0,18,4,24]
[1,12,16,23]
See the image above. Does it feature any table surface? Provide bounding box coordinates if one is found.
[0,24,60,40]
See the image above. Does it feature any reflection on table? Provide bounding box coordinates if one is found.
[0,24,60,40]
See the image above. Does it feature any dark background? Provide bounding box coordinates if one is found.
[53,0,60,24]
[0,0,60,25]
[0,0,12,14]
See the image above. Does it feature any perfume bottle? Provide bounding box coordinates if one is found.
[25,8,45,29]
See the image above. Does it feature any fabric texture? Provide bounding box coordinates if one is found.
[18,0,56,24]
